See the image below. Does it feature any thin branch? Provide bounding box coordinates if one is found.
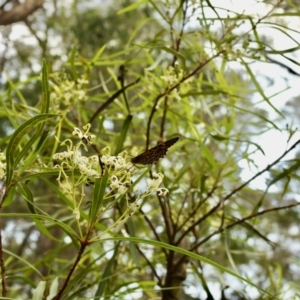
[171,0,189,66]
[88,78,140,124]
[176,180,220,233]
[192,201,300,251]
[176,138,300,246]
[159,194,174,244]
[146,50,224,148]
[174,190,189,234]
[135,243,163,286]
[54,241,88,300]
[139,207,167,256]
[222,138,300,203]
[160,0,188,141]
[24,19,47,53]
[173,202,300,273]
[159,95,168,141]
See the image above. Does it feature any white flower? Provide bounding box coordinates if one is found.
[160,66,184,86]
[110,175,119,189]
[53,150,77,161]
[157,188,169,196]
[72,124,95,145]
[78,78,89,85]
[0,163,6,180]
[146,173,164,191]
[118,185,127,194]
[73,208,80,220]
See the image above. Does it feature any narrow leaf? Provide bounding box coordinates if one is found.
[89,173,109,225]
[94,242,120,297]
[46,277,59,300]
[69,43,78,81]
[114,114,132,155]
[32,281,46,300]
[117,0,147,14]
[5,114,58,185]
[41,60,50,113]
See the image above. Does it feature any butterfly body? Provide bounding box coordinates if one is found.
[131,137,179,165]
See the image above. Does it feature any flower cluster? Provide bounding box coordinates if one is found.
[50,73,89,110]
[160,64,184,86]
[53,124,170,226]
[160,64,183,101]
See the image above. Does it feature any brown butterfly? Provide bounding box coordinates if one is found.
[131,137,179,165]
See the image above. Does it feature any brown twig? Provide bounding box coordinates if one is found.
[159,0,188,142]
[174,190,189,235]
[54,240,89,300]
[88,78,140,124]
[158,194,174,245]
[159,95,169,142]
[222,138,300,203]
[139,208,167,256]
[176,179,220,234]
[118,203,163,285]
[0,0,44,26]
[135,239,163,286]
[191,201,300,252]
[171,0,189,66]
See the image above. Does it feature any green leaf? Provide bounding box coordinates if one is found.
[172,136,208,185]
[101,237,278,299]
[5,113,59,186]
[114,114,132,155]
[117,0,147,14]
[7,275,36,288]
[254,161,300,213]
[241,58,283,118]
[17,182,36,214]
[210,134,227,141]
[158,46,186,70]
[91,44,107,63]
[1,187,15,207]
[46,277,59,300]
[32,130,49,156]
[94,242,120,297]
[15,130,49,175]
[32,280,46,300]
[40,177,73,207]
[41,60,50,113]
[89,173,109,226]
[126,218,141,268]
[17,182,60,241]
[0,213,80,241]
[69,43,78,81]
[64,248,110,299]
[4,248,43,278]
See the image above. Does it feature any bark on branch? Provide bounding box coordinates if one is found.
[0,0,44,26]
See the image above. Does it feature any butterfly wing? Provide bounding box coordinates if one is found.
[131,137,179,165]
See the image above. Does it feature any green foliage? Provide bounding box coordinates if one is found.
[1,1,300,300]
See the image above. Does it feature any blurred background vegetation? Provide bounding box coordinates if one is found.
[1,0,300,299]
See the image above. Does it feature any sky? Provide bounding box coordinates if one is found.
[204,0,300,191]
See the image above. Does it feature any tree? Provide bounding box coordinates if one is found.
[0,0,300,299]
